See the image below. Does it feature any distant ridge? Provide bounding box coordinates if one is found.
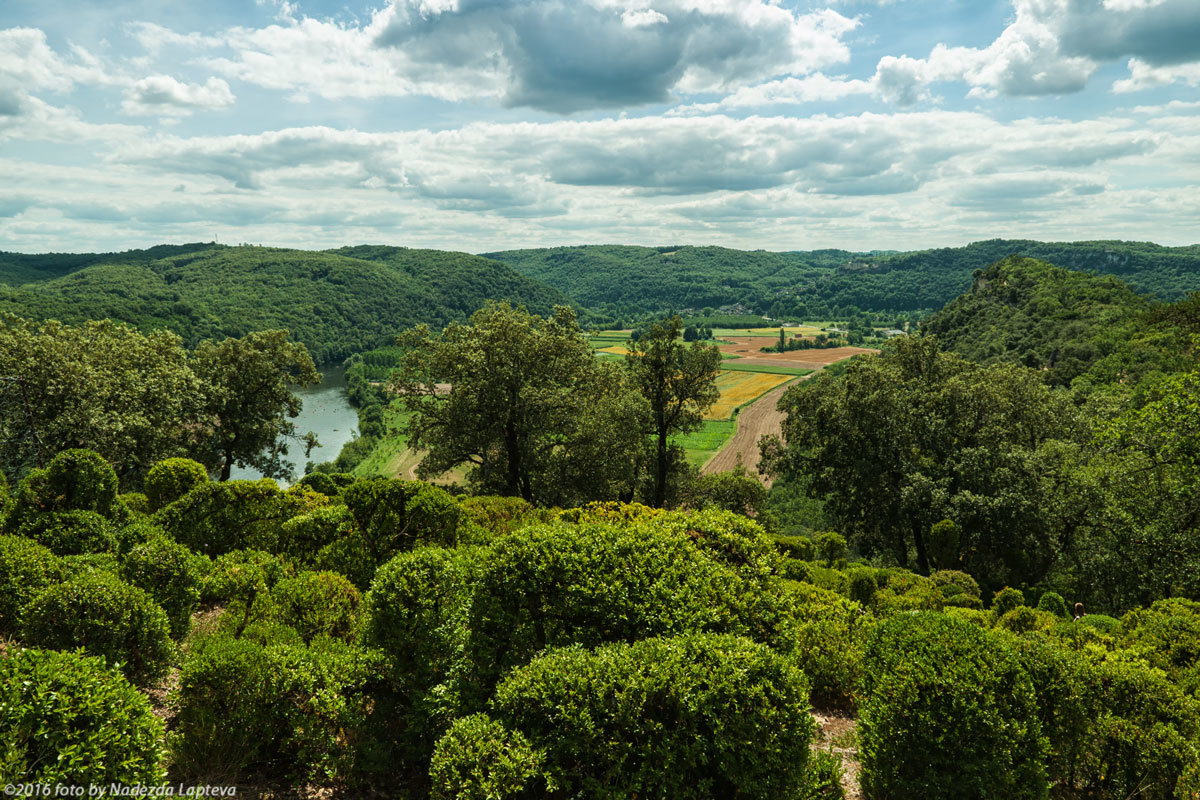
[0,244,571,363]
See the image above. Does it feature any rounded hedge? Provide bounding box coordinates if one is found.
[429,714,543,800]
[1036,591,1069,618]
[0,647,165,783]
[120,535,204,638]
[270,570,361,642]
[859,612,1047,800]
[15,449,119,516]
[0,534,61,634]
[278,506,352,565]
[17,509,117,556]
[144,457,209,511]
[991,586,1026,615]
[931,569,983,609]
[441,633,816,800]
[19,571,174,684]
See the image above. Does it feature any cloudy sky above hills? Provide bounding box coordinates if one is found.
[1,0,1198,253]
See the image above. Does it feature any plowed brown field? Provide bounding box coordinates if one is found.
[718,338,877,369]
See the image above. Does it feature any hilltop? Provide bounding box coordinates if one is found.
[0,244,571,363]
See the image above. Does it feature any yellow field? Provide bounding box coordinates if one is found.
[713,325,827,338]
[597,345,631,355]
[706,371,793,419]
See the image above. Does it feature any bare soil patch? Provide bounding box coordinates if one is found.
[717,338,877,366]
[812,709,862,800]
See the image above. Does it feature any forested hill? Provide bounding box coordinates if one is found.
[484,239,1200,320]
[0,242,217,286]
[0,245,571,363]
[921,256,1189,389]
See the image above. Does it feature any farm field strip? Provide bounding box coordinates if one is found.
[673,419,738,469]
[707,371,794,420]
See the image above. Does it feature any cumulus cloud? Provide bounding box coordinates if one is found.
[198,0,858,112]
[871,0,1200,103]
[121,75,236,116]
[669,74,873,114]
[1113,58,1200,92]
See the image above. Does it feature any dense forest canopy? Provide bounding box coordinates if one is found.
[0,245,571,363]
[486,239,1200,322]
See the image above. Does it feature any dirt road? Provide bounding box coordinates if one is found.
[701,377,805,485]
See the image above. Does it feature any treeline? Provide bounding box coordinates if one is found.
[0,316,319,486]
[484,239,1200,323]
[0,245,572,364]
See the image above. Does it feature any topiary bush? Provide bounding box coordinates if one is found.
[270,570,361,643]
[848,567,877,607]
[931,569,982,609]
[15,449,119,517]
[436,633,817,800]
[120,534,204,638]
[429,714,544,800]
[771,533,815,561]
[991,586,1026,616]
[996,606,1056,634]
[0,534,61,635]
[16,509,117,555]
[155,478,322,556]
[457,495,549,537]
[145,457,209,511]
[278,505,352,565]
[771,579,863,706]
[19,571,174,684]
[859,612,1047,800]
[172,633,381,785]
[813,531,848,567]
[202,549,292,636]
[0,647,166,783]
[929,519,960,570]
[119,491,151,517]
[1036,591,1069,618]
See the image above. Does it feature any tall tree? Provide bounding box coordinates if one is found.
[391,302,646,503]
[192,330,320,482]
[624,316,721,507]
[764,336,1080,588]
[0,315,204,487]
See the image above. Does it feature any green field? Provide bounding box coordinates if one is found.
[719,363,811,376]
[673,419,738,468]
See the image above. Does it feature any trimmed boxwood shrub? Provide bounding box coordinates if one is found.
[145,457,209,511]
[120,535,204,638]
[155,479,322,556]
[848,567,877,607]
[435,633,816,800]
[771,579,863,706]
[859,612,1047,800]
[644,508,781,581]
[119,491,151,517]
[278,505,352,565]
[15,449,118,516]
[1077,613,1121,636]
[19,571,174,684]
[813,531,847,566]
[172,633,381,784]
[1036,591,1069,618]
[270,570,361,643]
[771,533,815,561]
[342,478,464,556]
[931,569,983,609]
[0,534,61,635]
[16,509,117,555]
[991,586,1026,615]
[429,714,544,800]
[456,521,758,709]
[0,647,165,783]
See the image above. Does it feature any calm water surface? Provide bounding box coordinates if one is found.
[229,364,359,485]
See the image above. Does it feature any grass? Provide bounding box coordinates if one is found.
[707,371,794,420]
[673,419,737,469]
[720,363,811,376]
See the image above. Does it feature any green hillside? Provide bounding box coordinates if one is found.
[921,256,1188,389]
[0,245,571,363]
[485,239,1200,320]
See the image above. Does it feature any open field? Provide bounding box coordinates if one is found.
[352,406,467,485]
[711,324,827,338]
[673,419,738,468]
[719,362,811,375]
[707,371,794,420]
[716,339,877,368]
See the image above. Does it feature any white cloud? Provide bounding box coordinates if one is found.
[871,0,1200,103]
[1113,58,1200,92]
[121,75,236,116]
[195,0,858,112]
[0,27,118,92]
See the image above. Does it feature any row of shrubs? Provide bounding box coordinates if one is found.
[2,449,1199,799]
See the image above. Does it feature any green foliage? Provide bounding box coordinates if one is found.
[429,715,545,800]
[0,318,203,486]
[362,547,480,764]
[848,568,877,607]
[342,478,463,560]
[1118,598,1200,680]
[145,457,209,511]
[1037,591,1069,618]
[772,580,863,706]
[16,509,117,556]
[19,571,174,684]
[392,302,648,504]
[859,612,1047,800]
[0,534,61,634]
[155,478,323,556]
[996,606,1056,634]
[476,633,816,800]
[1077,613,1121,636]
[772,533,816,561]
[278,505,352,565]
[992,586,1026,615]
[457,495,548,536]
[269,570,361,643]
[173,632,381,784]
[931,570,982,609]
[771,336,1080,587]
[680,467,769,517]
[456,520,761,708]
[814,531,848,566]
[39,448,120,515]
[0,245,570,365]
[929,519,959,570]
[120,534,204,638]
[0,647,165,783]
[802,751,847,800]
[119,491,151,516]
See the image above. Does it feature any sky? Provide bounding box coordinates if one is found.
[1,0,1198,254]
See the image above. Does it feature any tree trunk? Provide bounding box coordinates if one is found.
[654,427,669,508]
[504,420,521,497]
[913,519,931,575]
[219,448,233,481]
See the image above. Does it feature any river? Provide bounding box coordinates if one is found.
[229,364,359,485]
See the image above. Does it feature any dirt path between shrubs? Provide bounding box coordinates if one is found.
[812,710,862,799]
